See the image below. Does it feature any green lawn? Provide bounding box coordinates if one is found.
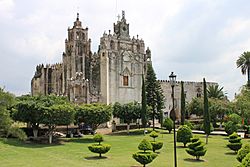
[0,130,248,167]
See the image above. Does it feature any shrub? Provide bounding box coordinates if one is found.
[88,134,111,157]
[133,139,157,167]
[225,121,239,135]
[138,139,152,152]
[186,136,207,160]
[227,132,242,153]
[132,152,157,167]
[150,141,163,152]
[241,153,250,167]
[88,144,111,157]
[177,125,193,147]
[237,144,250,162]
[163,118,173,133]
[93,134,104,144]
[149,131,158,141]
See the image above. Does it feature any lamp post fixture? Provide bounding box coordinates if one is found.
[169,72,177,167]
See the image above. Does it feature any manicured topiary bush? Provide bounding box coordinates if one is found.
[241,153,250,167]
[237,144,250,162]
[186,136,207,160]
[177,125,193,147]
[149,131,163,152]
[227,132,242,153]
[163,118,173,133]
[132,139,157,167]
[88,134,111,157]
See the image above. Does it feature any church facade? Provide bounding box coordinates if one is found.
[31,11,151,105]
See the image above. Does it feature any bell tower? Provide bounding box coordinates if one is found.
[114,11,130,39]
[62,13,92,103]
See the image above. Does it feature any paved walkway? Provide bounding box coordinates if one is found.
[192,130,245,138]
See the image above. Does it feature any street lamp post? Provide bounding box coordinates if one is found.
[169,72,177,167]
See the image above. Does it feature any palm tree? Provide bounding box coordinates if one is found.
[236,51,250,87]
[207,85,225,99]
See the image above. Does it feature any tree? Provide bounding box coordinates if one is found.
[177,125,193,147]
[141,75,147,130]
[207,84,225,99]
[181,81,185,125]
[113,102,141,134]
[0,88,27,141]
[13,95,71,139]
[203,78,211,144]
[43,104,74,144]
[75,103,112,131]
[88,134,111,158]
[145,63,164,130]
[187,97,203,116]
[236,51,250,87]
[227,132,242,153]
[186,136,207,160]
[132,139,157,167]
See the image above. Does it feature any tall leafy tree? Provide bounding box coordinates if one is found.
[155,81,165,127]
[181,81,185,125]
[113,102,141,134]
[207,84,225,99]
[141,75,147,129]
[145,63,164,130]
[75,103,112,131]
[0,88,26,140]
[236,51,250,87]
[203,78,211,144]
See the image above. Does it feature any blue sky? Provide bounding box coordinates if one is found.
[0,0,249,100]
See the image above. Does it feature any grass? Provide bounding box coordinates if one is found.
[0,129,248,167]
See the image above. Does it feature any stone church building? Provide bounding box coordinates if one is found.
[31,11,151,105]
[31,11,218,119]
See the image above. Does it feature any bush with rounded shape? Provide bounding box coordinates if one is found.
[237,144,250,162]
[88,144,111,157]
[227,132,242,153]
[132,152,157,167]
[225,121,239,135]
[241,153,250,167]
[150,141,163,152]
[163,118,173,133]
[149,131,158,141]
[93,134,103,144]
[138,139,152,152]
[177,125,193,147]
[186,137,207,160]
[228,113,241,124]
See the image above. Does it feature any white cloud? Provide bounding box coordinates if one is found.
[0,0,14,19]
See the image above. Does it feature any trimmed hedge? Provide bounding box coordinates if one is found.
[132,152,157,167]
[241,153,250,167]
[227,132,242,153]
[186,137,207,160]
[150,141,163,152]
[177,125,193,147]
[88,144,111,157]
[237,144,250,162]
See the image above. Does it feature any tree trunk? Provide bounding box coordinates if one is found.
[206,134,208,144]
[33,129,38,138]
[152,105,155,131]
[49,134,52,144]
[127,123,130,135]
[248,67,250,88]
